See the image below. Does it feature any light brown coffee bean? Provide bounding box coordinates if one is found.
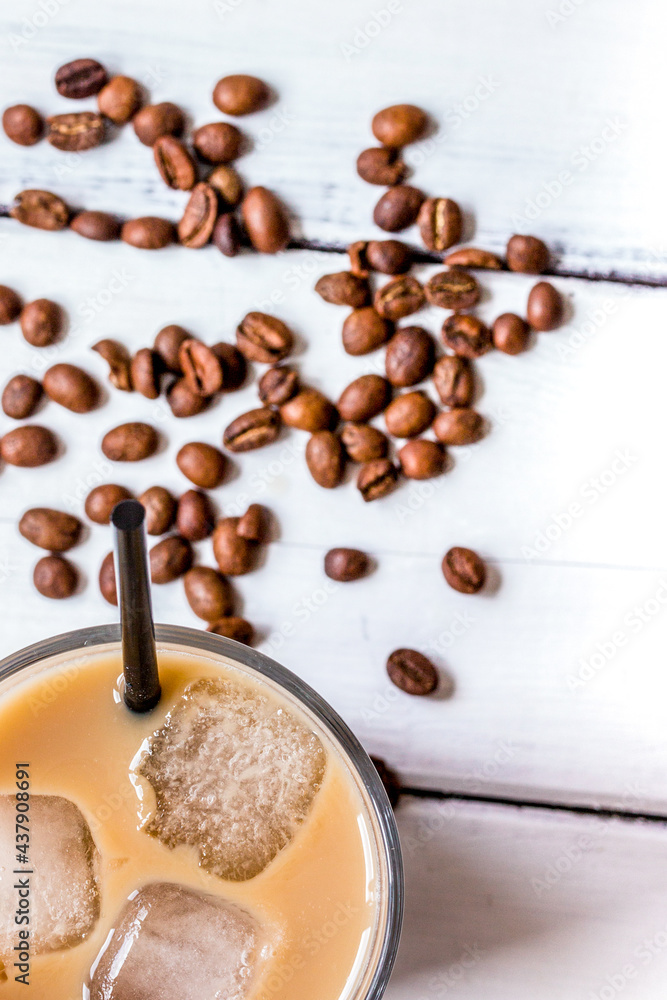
[398,439,446,479]
[85,484,133,525]
[55,58,107,98]
[20,299,63,347]
[212,342,247,390]
[356,147,406,186]
[2,375,43,419]
[208,164,244,206]
[357,458,399,502]
[99,551,117,605]
[177,489,215,541]
[178,182,219,248]
[424,269,480,310]
[1,425,58,467]
[193,122,244,163]
[154,135,196,190]
[441,314,492,359]
[19,508,82,551]
[314,272,370,308]
[97,75,142,124]
[342,307,393,356]
[101,422,158,462]
[213,74,270,115]
[47,111,104,151]
[176,441,227,489]
[434,408,485,446]
[374,276,425,321]
[130,348,162,399]
[207,616,254,645]
[167,378,209,418]
[236,312,293,363]
[184,566,235,621]
[372,104,429,147]
[34,555,78,599]
[43,364,99,413]
[338,374,392,423]
[324,548,370,582]
[179,339,223,396]
[387,648,437,695]
[258,365,298,406]
[418,197,462,252]
[373,186,424,232]
[92,339,133,391]
[242,186,290,253]
[385,326,435,386]
[213,517,257,575]
[133,102,184,145]
[212,213,243,257]
[444,247,503,269]
[432,355,474,407]
[223,407,281,451]
[2,104,43,146]
[348,241,370,277]
[366,239,414,275]
[442,546,486,593]
[341,423,389,462]
[154,325,190,374]
[70,210,120,241]
[121,217,175,249]
[0,285,22,324]
[492,313,530,354]
[10,190,68,230]
[150,535,193,584]
[280,389,337,432]
[237,503,270,542]
[506,234,549,274]
[384,390,435,437]
[138,486,177,535]
[527,281,564,331]
[305,431,345,488]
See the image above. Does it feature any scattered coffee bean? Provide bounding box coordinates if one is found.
[0,285,22,324]
[237,503,270,542]
[213,74,270,116]
[212,212,243,257]
[34,555,78,600]
[356,147,406,186]
[133,101,184,146]
[10,189,69,230]
[47,111,104,151]
[2,374,43,419]
[208,164,244,206]
[85,484,133,525]
[183,566,235,621]
[371,104,429,147]
[193,122,244,163]
[167,378,209,418]
[70,210,121,241]
[154,135,196,190]
[242,186,290,253]
[441,314,492,358]
[55,58,107,98]
[178,182,219,248]
[492,313,530,355]
[433,408,485,446]
[1,425,58,467]
[366,239,414,275]
[43,363,99,413]
[2,104,43,146]
[20,299,63,347]
[207,616,254,645]
[101,422,158,462]
[338,374,392,423]
[99,551,117,605]
[236,312,294,363]
[97,74,142,124]
[370,756,401,808]
[179,339,223,396]
[324,548,369,582]
[223,407,281,451]
[176,441,227,489]
[527,281,564,331]
[418,197,462,252]
[342,307,393,356]
[432,354,474,407]
[154,324,189,373]
[398,438,446,479]
[384,390,435,438]
[177,489,215,541]
[305,431,345,488]
[138,486,177,535]
[444,247,503,269]
[442,546,486,594]
[424,268,480,310]
[150,535,193,584]
[19,508,82,551]
[387,648,438,695]
[280,388,337,432]
[385,326,435,386]
[341,423,389,462]
[258,365,299,406]
[314,272,370,308]
[213,517,257,575]
[374,275,425,321]
[131,348,163,399]
[92,339,133,390]
[506,234,549,274]
[212,342,247,390]
[357,458,399,502]
[121,217,175,249]
[348,241,369,277]
[373,185,424,232]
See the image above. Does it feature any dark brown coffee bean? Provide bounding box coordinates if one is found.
[207,616,254,645]
[85,484,133,525]
[2,105,43,146]
[179,340,223,396]
[424,269,480,309]
[47,111,104,151]
[492,313,530,355]
[372,104,429,147]
[384,390,435,438]
[133,102,184,146]
[324,548,369,582]
[371,756,401,808]
[121,217,175,250]
[356,147,406,186]
[357,459,399,502]
[374,276,425,321]
[101,422,158,462]
[342,307,393,356]
[55,58,107,98]
[213,517,257,575]
[1,425,58,467]
[92,339,133,390]
[208,164,244,206]
[212,213,243,257]
[432,355,474,407]
[178,182,219,248]
[34,555,78,600]
[527,281,564,331]
[237,504,270,542]
[242,186,290,253]
[338,374,391,423]
[366,239,414,275]
[445,247,503,270]
[97,75,142,124]
[418,197,462,252]
[373,186,425,232]
[442,546,486,594]
[0,285,22,324]
[212,342,247,390]
[305,431,345,488]
[154,325,189,374]
[506,234,549,274]
[398,439,445,479]
[130,348,162,399]
[2,375,43,419]
[176,441,227,489]
[184,566,235,621]
[99,551,117,605]
[236,312,293,363]
[20,299,63,347]
[150,535,193,584]
[258,365,298,406]
[341,423,388,462]
[314,272,370,308]
[385,327,435,387]
[213,74,270,116]
[387,648,437,695]
[70,210,120,241]
[280,389,337,432]
[167,378,209,418]
[43,364,99,413]
[434,408,485,446]
[177,490,215,541]
[154,135,196,190]
[223,407,281,452]
[19,508,82,551]
[193,122,244,163]
[138,486,177,535]
[441,314,492,359]
[11,190,68,230]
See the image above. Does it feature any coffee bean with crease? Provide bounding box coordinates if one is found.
[314,272,370,308]
[384,391,436,438]
[305,431,345,488]
[154,325,189,374]
[442,546,486,594]
[259,365,299,406]
[418,197,462,252]
[347,242,370,277]
[398,439,446,480]
[11,190,69,230]
[341,423,389,463]
[70,211,121,241]
[93,339,133,391]
[492,313,530,355]
[373,186,425,232]
[324,548,370,582]
[236,312,294,363]
[176,490,215,541]
[374,276,425,322]
[212,343,247,390]
[338,375,392,423]
[2,375,43,419]
[43,364,99,413]
[178,183,219,248]
[357,459,399,502]
[434,408,485,446]
[55,58,107,98]
[184,567,235,622]
[445,247,503,270]
[179,340,223,396]
[85,484,133,525]
[47,112,105,151]
[425,269,480,310]
[385,327,435,386]
[138,487,177,535]
[176,442,227,489]
[212,517,258,576]
[280,389,337,432]
[356,147,407,186]
[342,308,393,356]
[366,240,414,275]
[223,407,281,452]
[441,314,492,359]
[387,649,438,695]
[150,536,193,584]
[131,349,163,399]
[167,378,209,418]
[154,135,197,190]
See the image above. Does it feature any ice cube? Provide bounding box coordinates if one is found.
[89,882,260,1000]
[0,794,100,958]
[137,677,326,880]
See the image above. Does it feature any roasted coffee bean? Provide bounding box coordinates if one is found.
[506,234,549,274]
[193,122,244,163]
[179,340,223,396]
[385,326,435,386]
[223,407,280,451]
[0,425,58,467]
[85,484,133,525]
[280,389,337,432]
[19,508,82,551]
[154,135,196,190]
[424,269,480,309]
[371,756,401,808]
[101,422,158,462]
[492,313,530,355]
[384,390,435,438]
[314,272,370,308]
[178,182,219,248]
[373,186,424,232]
[242,186,290,253]
[442,546,486,593]
[43,363,99,413]
[357,458,399,502]
[341,423,388,462]
[432,355,474,407]
[131,348,162,399]
[184,566,235,621]
[11,189,68,230]
[92,339,133,390]
[150,535,193,584]
[2,375,43,419]
[47,111,104,151]
[99,551,117,605]
[55,58,107,98]
[154,325,190,374]
[177,489,215,541]
[305,431,345,488]
[366,239,413,275]
[342,307,393,356]
[213,74,270,116]
[0,285,22,324]
[213,517,257,575]
[324,548,369,582]
[387,648,438,695]
[133,102,184,145]
[212,342,247,390]
[356,147,406,186]
[398,439,445,479]
[372,104,428,147]
[208,164,244,206]
[347,241,369,277]
[207,616,254,645]
[237,503,270,542]
[418,197,462,252]
[236,312,293,363]
[374,276,425,322]
[20,299,63,347]
[167,378,209,418]
[34,555,78,599]
[138,486,177,535]
[2,104,43,146]
[121,217,175,249]
[97,75,142,124]
[527,281,564,331]
[434,408,485,445]
[338,374,391,423]
[441,314,492,359]
[70,210,120,241]
[176,441,227,489]
[212,212,243,257]
[258,365,298,406]
[445,247,503,270]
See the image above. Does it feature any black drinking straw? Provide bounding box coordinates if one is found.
[111,499,161,713]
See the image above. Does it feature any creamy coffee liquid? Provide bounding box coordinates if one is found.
[0,650,379,999]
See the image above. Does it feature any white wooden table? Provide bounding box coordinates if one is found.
[1,1,666,996]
